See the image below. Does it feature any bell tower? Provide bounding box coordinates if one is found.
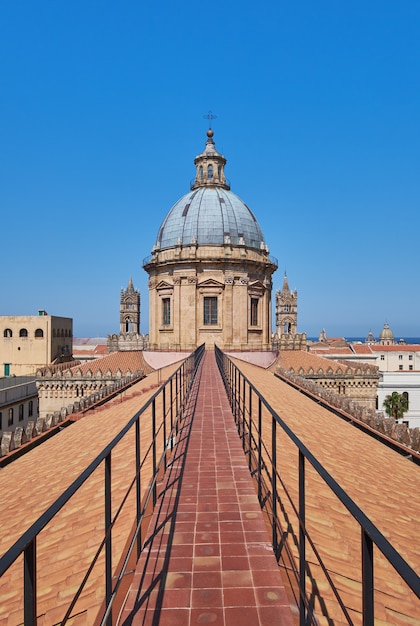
[276,273,297,336]
[120,277,140,334]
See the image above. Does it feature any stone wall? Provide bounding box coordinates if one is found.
[0,371,143,459]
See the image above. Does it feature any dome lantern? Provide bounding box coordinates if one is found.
[191,129,230,190]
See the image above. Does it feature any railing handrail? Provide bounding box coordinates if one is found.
[215,346,420,609]
[0,346,204,581]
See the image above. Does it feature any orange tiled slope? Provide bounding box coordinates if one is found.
[232,358,420,625]
[0,363,179,625]
[276,349,378,375]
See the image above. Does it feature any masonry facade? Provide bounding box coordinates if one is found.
[0,311,73,376]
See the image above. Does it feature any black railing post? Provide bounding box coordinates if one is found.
[362,529,374,626]
[299,450,306,626]
[235,368,239,424]
[241,377,246,447]
[152,398,157,506]
[248,386,252,472]
[24,538,37,625]
[135,417,142,559]
[271,416,278,555]
[258,397,262,503]
[175,370,179,418]
[170,377,175,447]
[105,452,112,626]
[163,386,167,472]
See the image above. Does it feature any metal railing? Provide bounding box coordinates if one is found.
[215,345,420,626]
[0,344,205,625]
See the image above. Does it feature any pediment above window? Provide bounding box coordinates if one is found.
[198,278,225,290]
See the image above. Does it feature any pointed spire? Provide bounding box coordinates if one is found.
[282,272,290,293]
[127,276,134,292]
[191,129,230,190]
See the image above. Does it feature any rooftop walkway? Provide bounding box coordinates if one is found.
[119,352,295,625]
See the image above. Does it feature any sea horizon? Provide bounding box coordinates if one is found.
[308,336,420,345]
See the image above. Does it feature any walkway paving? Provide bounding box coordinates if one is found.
[119,352,295,626]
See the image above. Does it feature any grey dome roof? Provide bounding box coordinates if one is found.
[155,187,266,250]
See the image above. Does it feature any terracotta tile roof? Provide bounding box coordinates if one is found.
[68,350,154,377]
[0,363,179,624]
[371,344,420,353]
[1,353,417,624]
[231,358,419,622]
[277,350,377,375]
[351,343,374,354]
[310,346,353,355]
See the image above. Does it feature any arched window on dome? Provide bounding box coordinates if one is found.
[207,164,213,180]
[218,165,221,179]
[199,166,203,181]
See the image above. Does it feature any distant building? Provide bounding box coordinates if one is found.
[308,322,420,428]
[0,376,39,445]
[0,311,73,376]
[36,351,150,419]
[377,371,420,428]
[378,321,395,346]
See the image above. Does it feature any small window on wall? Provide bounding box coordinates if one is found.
[35,328,44,338]
[4,329,12,338]
[250,298,258,326]
[204,297,218,325]
[403,391,409,408]
[380,355,385,361]
[0,412,2,429]
[19,328,28,337]
[19,404,24,421]
[29,400,33,417]
[8,408,13,426]
[162,298,171,326]
[284,305,289,312]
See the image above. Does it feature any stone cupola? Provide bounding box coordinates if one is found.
[191,129,230,190]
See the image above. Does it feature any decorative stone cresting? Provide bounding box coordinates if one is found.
[0,371,145,458]
[276,367,420,453]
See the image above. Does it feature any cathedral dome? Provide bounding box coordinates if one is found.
[153,130,267,252]
[155,187,265,250]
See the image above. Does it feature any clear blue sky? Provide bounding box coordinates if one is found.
[1,1,419,339]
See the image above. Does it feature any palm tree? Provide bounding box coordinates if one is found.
[383,392,408,421]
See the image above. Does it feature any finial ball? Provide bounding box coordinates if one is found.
[207,129,214,138]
